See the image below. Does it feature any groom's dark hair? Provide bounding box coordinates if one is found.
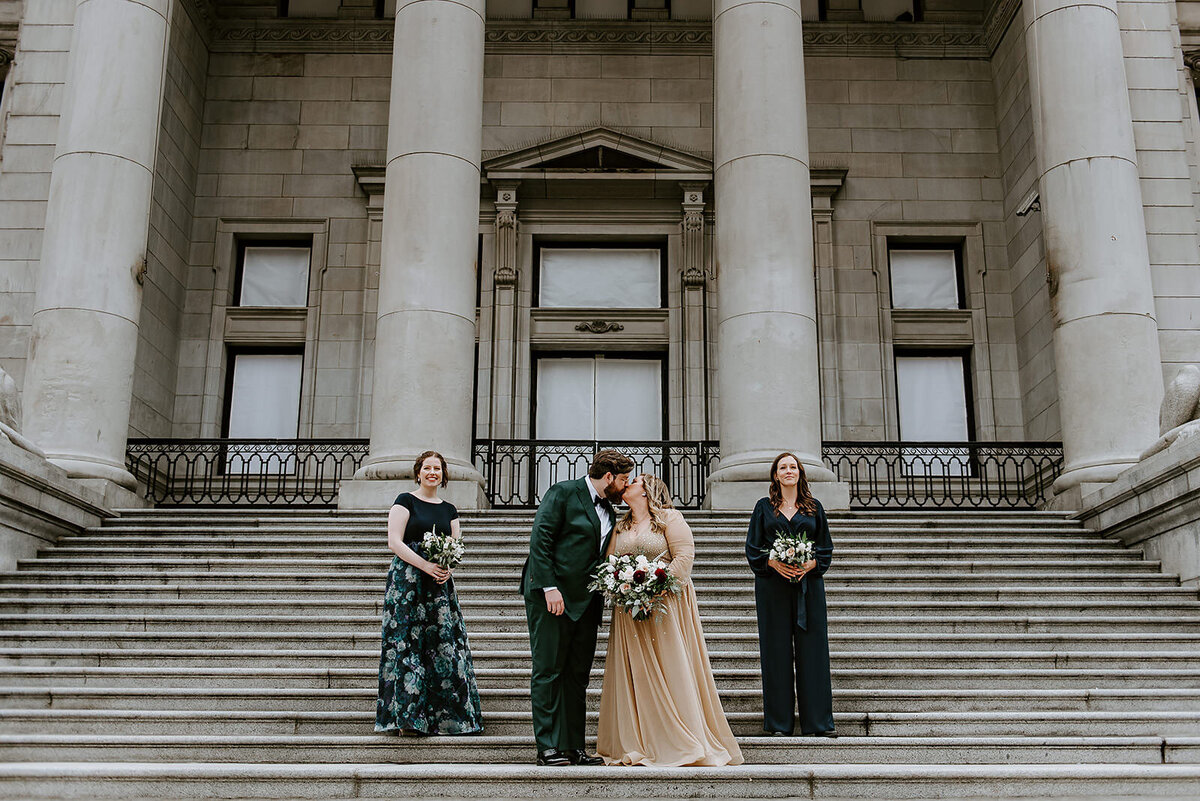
[589,449,635,479]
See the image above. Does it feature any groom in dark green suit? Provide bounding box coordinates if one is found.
[521,449,635,766]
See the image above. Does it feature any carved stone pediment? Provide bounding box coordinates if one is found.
[482,126,713,183]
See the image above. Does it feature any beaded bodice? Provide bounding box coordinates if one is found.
[612,521,670,562]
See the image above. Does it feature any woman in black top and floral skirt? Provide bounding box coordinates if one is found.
[375,450,483,735]
[745,452,835,737]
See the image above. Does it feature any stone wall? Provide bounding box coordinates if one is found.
[131,0,210,437]
[991,13,1059,441]
[1118,0,1200,387]
[808,55,1023,440]
[174,43,1034,441]
[0,0,74,388]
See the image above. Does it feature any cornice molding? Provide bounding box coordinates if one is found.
[184,0,218,46]
[982,0,1022,55]
[1186,49,1200,88]
[208,18,993,58]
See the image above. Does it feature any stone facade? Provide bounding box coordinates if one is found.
[0,0,1199,506]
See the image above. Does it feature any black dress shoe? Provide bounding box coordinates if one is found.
[536,748,571,766]
[564,749,604,766]
[813,730,838,739]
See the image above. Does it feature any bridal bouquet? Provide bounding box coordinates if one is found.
[420,529,465,570]
[589,553,682,622]
[767,532,814,582]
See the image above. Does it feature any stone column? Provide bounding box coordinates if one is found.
[1024,0,1163,496]
[707,0,847,509]
[22,0,171,495]
[341,0,487,508]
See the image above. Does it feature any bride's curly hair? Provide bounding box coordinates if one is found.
[616,473,674,534]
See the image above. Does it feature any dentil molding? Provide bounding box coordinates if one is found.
[200,17,1000,58]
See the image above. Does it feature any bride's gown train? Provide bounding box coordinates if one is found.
[597,508,744,767]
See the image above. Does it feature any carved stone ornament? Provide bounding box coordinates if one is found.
[0,49,13,70]
[0,366,44,457]
[1141,364,1200,460]
[575,320,626,334]
[206,19,992,58]
[496,210,517,230]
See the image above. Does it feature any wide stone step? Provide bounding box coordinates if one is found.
[4,761,1200,801]
[9,558,1154,581]
[0,734,1190,766]
[0,571,1180,597]
[4,685,1197,715]
[2,560,1165,586]
[2,707,1199,738]
[2,584,1193,609]
[2,762,1197,801]
[5,608,1200,636]
[51,530,1104,548]
[8,664,1200,690]
[0,641,1196,669]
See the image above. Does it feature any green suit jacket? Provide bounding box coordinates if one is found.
[520,477,612,621]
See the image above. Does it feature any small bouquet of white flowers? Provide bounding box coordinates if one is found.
[588,552,682,622]
[420,529,465,570]
[767,532,815,583]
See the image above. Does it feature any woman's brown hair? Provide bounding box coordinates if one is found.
[413,450,449,488]
[769,452,816,516]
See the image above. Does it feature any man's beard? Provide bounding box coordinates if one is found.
[603,485,625,503]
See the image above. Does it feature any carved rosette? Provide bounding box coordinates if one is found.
[493,183,520,286]
[680,183,708,287]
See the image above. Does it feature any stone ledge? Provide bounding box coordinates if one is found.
[0,439,111,572]
[1079,436,1200,587]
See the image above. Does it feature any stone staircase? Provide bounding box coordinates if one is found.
[0,507,1199,799]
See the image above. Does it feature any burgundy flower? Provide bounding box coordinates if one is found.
[654,567,668,581]
[633,570,647,583]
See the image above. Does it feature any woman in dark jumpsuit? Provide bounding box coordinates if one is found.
[745,452,835,737]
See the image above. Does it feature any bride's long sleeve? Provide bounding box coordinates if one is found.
[663,509,695,582]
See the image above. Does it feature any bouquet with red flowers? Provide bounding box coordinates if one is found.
[588,552,681,621]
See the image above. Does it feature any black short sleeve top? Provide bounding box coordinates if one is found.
[393,492,459,545]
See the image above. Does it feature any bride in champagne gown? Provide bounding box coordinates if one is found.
[596,474,743,767]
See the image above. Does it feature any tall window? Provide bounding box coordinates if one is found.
[223,241,312,459]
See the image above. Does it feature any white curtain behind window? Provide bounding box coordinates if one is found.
[240,247,311,307]
[595,360,662,440]
[227,353,303,473]
[536,358,663,440]
[539,248,660,308]
[896,355,970,476]
[889,249,959,309]
[536,359,597,439]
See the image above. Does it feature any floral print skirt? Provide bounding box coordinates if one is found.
[375,554,483,734]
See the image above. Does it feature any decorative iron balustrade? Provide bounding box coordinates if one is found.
[126,438,369,506]
[125,438,1063,509]
[822,441,1064,508]
[473,439,720,509]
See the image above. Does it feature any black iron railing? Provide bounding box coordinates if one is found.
[473,439,720,509]
[126,438,369,506]
[822,441,1063,508]
[125,438,1063,509]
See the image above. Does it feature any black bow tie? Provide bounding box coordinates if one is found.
[594,496,613,514]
